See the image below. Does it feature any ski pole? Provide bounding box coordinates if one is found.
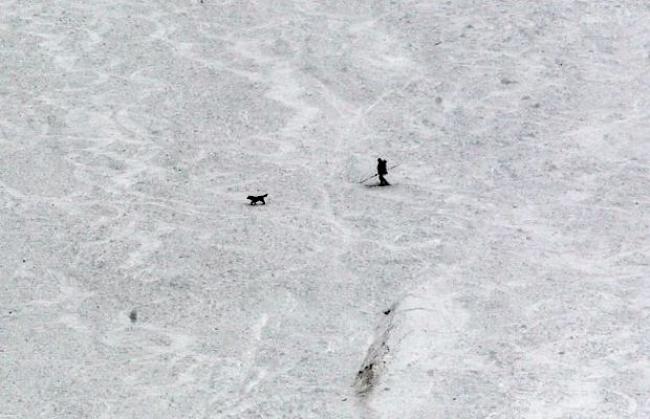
[358,164,401,184]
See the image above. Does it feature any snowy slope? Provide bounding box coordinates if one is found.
[1,1,649,418]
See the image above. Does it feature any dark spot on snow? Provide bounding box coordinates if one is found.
[383,309,391,315]
[129,309,137,323]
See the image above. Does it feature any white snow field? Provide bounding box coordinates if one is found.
[1,0,649,417]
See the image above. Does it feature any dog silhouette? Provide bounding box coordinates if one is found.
[247,194,267,205]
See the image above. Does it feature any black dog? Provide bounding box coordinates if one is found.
[247,194,268,205]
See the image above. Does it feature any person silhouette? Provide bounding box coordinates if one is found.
[377,158,390,186]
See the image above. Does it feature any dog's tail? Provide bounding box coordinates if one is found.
[261,194,268,198]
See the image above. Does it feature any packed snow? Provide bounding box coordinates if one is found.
[1,0,649,418]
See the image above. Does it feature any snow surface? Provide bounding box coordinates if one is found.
[1,0,649,418]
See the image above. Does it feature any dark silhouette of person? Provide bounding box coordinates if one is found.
[377,158,389,186]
